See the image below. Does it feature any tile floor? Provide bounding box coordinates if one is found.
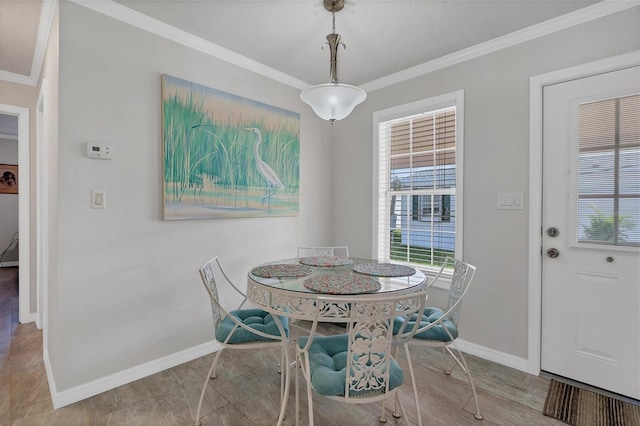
[0,267,563,425]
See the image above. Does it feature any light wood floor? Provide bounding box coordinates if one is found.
[0,267,563,425]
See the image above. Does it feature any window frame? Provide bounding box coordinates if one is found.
[372,90,464,287]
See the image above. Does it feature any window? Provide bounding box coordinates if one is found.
[577,94,639,247]
[375,92,463,272]
[412,194,451,222]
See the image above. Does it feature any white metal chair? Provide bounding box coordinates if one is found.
[297,246,349,257]
[394,257,482,425]
[195,257,290,426]
[295,292,427,426]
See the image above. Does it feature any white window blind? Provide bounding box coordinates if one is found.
[377,104,460,270]
[577,94,640,246]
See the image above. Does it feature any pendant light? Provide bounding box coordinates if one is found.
[300,0,367,124]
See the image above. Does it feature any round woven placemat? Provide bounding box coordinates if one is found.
[299,256,353,267]
[303,274,381,294]
[251,264,314,278]
[353,263,416,277]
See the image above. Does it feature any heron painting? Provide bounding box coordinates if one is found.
[161,74,300,220]
[245,128,284,213]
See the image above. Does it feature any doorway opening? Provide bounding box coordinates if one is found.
[0,105,31,324]
[0,114,20,270]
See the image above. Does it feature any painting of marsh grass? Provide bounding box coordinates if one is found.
[161,74,300,220]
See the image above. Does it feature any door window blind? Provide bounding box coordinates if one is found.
[577,94,639,246]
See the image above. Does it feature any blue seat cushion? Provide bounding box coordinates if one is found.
[393,307,458,342]
[215,308,288,344]
[298,334,403,397]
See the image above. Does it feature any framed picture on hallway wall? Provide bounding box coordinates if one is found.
[161,74,300,220]
[0,164,18,194]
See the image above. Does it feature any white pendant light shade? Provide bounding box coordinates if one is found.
[301,0,366,123]
[300,83,367,123]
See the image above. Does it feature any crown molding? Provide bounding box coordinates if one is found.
[361,0,639,92]
[0,70,36,86]
[31,0,57,85]
[70,0,310,90]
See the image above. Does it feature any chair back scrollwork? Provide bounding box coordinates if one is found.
[199,260,223,329]
[308,293,426,399]
[447,259,476,327]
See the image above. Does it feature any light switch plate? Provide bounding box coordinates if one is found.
[91,190,106,209]
[497,192,524,210]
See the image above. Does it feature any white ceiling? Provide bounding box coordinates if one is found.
[112,0,602,86]
[0,0,42,77]
[2,0,634,134]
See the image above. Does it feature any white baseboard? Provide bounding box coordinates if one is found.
[15,311,37,325]
[0,261,18,268]
[47,340,222,409]
[42,337,528,409]
[43,347,58,406]
[23,312,37,324]
[455,338,529,373]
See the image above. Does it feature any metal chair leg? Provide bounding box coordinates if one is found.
[379,394,387,423]
[445,344,483,420]
[404,343,423,426]
[392,392,401,418]
[194,351,222,425]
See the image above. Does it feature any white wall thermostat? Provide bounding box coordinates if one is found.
[86,143,113,160]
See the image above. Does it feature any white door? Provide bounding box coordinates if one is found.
[541,66,640,399]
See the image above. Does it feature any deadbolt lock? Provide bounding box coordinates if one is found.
[546,227,559,237]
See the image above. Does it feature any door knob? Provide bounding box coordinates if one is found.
[547,248,560,258]
[606,256,614,262]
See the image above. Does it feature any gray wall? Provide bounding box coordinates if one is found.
[331,8,640,359]
[0,134,18,263]
[53,2,331,391]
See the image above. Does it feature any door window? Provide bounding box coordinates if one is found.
[577,94,639,247]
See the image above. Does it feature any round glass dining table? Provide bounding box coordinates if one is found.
[247,257,427,323]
